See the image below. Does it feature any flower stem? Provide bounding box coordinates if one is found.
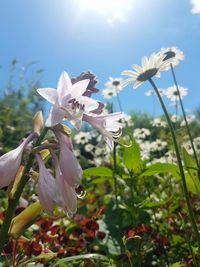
[170,64,200,171]
[113,143,118,208]
[149,78,200,248]
[0,127,48,254]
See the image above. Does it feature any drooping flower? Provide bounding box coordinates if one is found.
[83,112,123,148]
[122,53,171,88]
[157,47,184,69]
[0,133,36,189]
[54,130,82,187]
[37,72,100,128]
[164,85,188,102]
[35,154,57,214]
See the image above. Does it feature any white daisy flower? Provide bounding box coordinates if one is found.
[150,139,167,152]
[85,143,94,152]
[151,118,167,128]
[158,47,184,69]
[165,85,188,102]
[180,114,195,126]
[133,128,150,139]
[171,114,181,123]
[102,87,117,99]
[74,131,91,145]
[122,53,171,88]
[105,77,123,91]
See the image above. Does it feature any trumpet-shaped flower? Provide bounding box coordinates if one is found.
[122,53,171,88]
[54,130,82,187]
[0,133,35,189]
[35,154,57,214]
[83,112,123,148]
[37,72,100,128]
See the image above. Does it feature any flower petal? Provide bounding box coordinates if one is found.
[37,88,58,104]
[57,72,72,101]
[45,105,66,127]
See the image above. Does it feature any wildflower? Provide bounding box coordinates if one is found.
[122,53,171,88]
[54,130,82,187]
[158,47,184,69]
[145,89,165,97]
[83,112,123,148]
[35,154,57,214]
[102,87,117,99]
[102,77,123,99]
[74,132,91,145]
[150,139,167,152]
[133,128,150,140]
[37,72,99,128]
[121,113,134,127]
[151,118,167,128]
[171,114,181,123]
[0,133,36,189]
[84,144,94,152]
[180,114,195,126]
[165,85,188,102]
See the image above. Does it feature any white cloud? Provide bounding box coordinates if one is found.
[191,0,200,14]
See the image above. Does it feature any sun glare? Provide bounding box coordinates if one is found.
[77,0,134,24]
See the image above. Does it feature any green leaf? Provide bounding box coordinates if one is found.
[123,139,143,172]
[83,167,112,178]
[169,262,182,267]
[141,163,180,179]
[182,148,200,195]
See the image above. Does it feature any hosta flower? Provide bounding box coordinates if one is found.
[83,112,123,148]
[35,154,57,214]
[37,72,100,128]
[122,53,171,88]
[0,133,35,189]
[54,130,82,187]
[158,47,184,69]
[165,85,188,102]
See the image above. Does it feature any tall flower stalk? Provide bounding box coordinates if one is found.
[170,64,200,171]
[148,78,200,248]
[0,127,48,254]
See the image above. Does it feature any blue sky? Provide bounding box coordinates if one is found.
[0,0,200,116]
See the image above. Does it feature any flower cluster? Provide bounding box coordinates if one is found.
[0,71,123,216]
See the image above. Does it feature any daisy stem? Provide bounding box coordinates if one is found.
[116,92,123,112]
[0,127,48,255]
[149,78,200,248]
[170,63,200,171]
[113,143,118,208]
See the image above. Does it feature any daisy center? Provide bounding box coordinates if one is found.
[112,81,120,86]
[137,68,158,82]
[163,51,176,61]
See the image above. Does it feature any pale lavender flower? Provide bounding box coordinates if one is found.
[54,130,82,187]
[37,72,100,128]
[83,112,123,148]
[35,154,57,214]
[0,133,36,189]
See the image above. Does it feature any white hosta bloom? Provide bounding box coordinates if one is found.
[83,112,123,148]
[133,128,150,140]
[180,114,195,126]
[74,131,91,145]
[0,133,35,189]
[151,118,167,128]
[122,53,172,88]
[37,72,99,128]
[158,47,184,69]
[165,85,188,102]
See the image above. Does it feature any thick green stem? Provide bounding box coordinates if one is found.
[170,64,200,171]
[149,78,200,248]
[0,127,48,254]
